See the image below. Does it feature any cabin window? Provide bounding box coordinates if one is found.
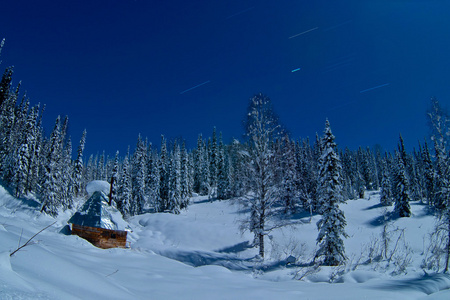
[111,233,116,239]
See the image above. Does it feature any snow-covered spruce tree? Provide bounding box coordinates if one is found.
[0,65,13,107]
[109,151,120,207]
[118,154,132,217]
[0,70,18,180]
[40,116,63,216]
[73,129,86,197]
[244,93,284,259]
[280,136,298,214]
[131,135,147,215]
[380,158,393,206]
[209,127,218,197]
[27,104,44,195]
[22,104,41,194]
[422,141,436,206]
[297,138,318,213]
[341,147,358,200]
[146,146,160,212]
[60,136,74,209]
[10,101,38,197]
[168,143,182,214]
[199,139,210,196]
[158,135,170,211]
[228,139,248,198]
[193,134,203,194]
[13,143,29,198]
[314,119,348,266]
[393,138,412,217]
[97,151,105,181]
[180,141,191,208]
[217,132,229,200]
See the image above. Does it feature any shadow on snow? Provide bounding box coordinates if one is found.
[370,273,450,295]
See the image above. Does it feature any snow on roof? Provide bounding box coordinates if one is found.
[86,180,110,196]
[68,191,121,231]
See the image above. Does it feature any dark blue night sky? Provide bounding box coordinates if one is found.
[1,0,450,156]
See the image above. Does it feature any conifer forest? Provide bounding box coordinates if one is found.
[1,39,450,270]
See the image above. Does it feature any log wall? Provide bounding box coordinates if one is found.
[71,224,127,249]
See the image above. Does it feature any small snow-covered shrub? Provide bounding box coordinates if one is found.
[421,220,449,272]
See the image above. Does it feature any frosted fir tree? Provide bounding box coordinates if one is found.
[13,143,29,197]
[40,116,63,216]
[422,141,436,206]
[109,151,120,207]
[27,104,44,195]
[131,135,147,215]
[315,119,348,266]
[380,161,393,206]
[97,151,105,181]
[297,138,318,213]
[118,154,132,217]
[158,135,170,211]
[61,136,73,209]
[193,134,203,194]
[280,137,298,214]
[73,129,86,197]
[180,141,191,208]
[0,71,18,179]
[168,143,182,214]
[200,139,210,196]
[217,133,229,200]
[393,137,412,217]
[146,147,160,212]
[209,127,218,194]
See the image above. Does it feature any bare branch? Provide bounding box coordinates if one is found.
[10,222,56,257]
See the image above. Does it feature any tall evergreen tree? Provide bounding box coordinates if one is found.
[315,119,348,266]
[119,154,132,217]
[199,139,210,196]
[380,158,393,206]
[73,129,87,197]
[158,135,170,211]
[393,139,412,217]
[280,136,298,214]
[168,143,182,214]
[146,146,160,212]
[40,116,63,216]
[209,127,218,196]
[217,133,229,200]
[180,141,191,208]
[110,151,120,207]
[131,135,147,215]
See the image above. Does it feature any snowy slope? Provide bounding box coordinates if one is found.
[1,185,450,299]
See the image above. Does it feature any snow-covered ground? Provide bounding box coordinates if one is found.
[1,184,450,299]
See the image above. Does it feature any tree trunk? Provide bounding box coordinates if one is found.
[258,210,265,258]
[259,232,264,258]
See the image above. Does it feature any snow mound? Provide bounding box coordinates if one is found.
[0,252,12,271]
[86,180,110,196]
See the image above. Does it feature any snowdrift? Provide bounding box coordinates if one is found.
[1,185,450,299]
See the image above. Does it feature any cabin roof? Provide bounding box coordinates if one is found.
[68,191,119,230]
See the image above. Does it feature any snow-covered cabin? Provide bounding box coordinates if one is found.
[68,189,128,249]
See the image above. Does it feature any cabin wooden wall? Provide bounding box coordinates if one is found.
[71,224,127,249]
